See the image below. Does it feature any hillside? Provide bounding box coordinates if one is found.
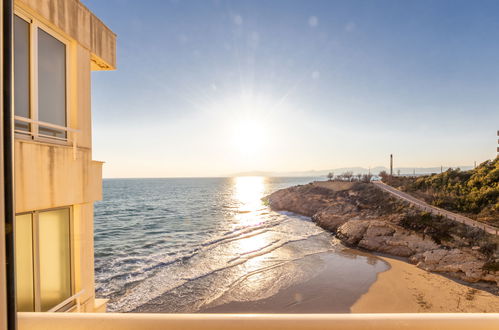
[382,157,499,227]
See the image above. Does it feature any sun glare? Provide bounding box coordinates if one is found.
[233,120,265,154]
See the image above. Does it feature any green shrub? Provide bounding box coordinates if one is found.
[384,158,499,226]
[479,242,498,257]
[482,261,499,272]
[399,212,453,244]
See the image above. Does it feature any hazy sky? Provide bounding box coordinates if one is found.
[84,0,499,178]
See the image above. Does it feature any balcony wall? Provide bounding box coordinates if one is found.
[17,313,499,330]
[14,140,102,213]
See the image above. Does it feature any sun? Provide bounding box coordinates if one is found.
[232,119,265,154]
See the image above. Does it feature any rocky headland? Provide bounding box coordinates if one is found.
[264,181,499,292]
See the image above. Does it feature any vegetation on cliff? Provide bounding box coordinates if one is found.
[381,157,499,226]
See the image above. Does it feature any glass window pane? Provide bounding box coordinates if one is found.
[15,214,35,312]
[38,209,71,311]
[38,28,66,138]
[14,15,30,132]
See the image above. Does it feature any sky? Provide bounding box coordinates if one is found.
[84,0,499,178]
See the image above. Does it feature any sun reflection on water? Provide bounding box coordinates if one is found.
[231,176,278,295]
[232,176,272,267]
[233,176,266,214]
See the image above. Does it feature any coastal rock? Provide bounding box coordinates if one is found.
[365,223,396,237]
[265,181,499,287]
[383,232,440,256]
[358,236,415,257]
[338,220,439,258]
[403,234,440,254]
[483,272,499,285]
[358,235,384,251]
[414,249,448,265]
[312,211,348,231]
[266,185,334,217]
[381,245,414,257]
[413,249,491,283]
[337,220,370,245]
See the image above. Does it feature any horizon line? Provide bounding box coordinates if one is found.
[101,163,480,180]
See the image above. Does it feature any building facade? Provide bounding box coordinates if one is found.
[11,0,115,313]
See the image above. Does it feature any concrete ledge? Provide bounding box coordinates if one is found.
[17,313,499,330]
[92,299,108,313]
[16,0,116,69]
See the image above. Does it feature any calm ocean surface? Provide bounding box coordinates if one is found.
[94,177,387,312]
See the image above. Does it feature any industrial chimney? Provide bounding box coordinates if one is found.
[390,154,393,176]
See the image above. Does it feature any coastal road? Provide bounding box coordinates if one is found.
[372,181,499,236]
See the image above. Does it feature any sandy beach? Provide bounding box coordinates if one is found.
[352,256,499,313]
[200,249,499,313]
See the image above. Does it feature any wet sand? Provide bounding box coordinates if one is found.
[200,250,388,313]
[200,250,499,313]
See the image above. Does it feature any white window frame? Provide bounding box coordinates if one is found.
[14,9,78,146]
[15,206,76,312]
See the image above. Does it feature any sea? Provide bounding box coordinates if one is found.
[94,177,387,312]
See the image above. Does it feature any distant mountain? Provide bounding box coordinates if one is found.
[231,166,474,178]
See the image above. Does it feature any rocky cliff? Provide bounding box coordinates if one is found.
[265,181,499,289]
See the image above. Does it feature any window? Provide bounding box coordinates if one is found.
[15,208,72,312]
[14,15,30,132]
[14,13,69,141]
[37,29,67,138]
[15,214,34,311]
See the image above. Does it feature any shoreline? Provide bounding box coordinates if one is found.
[198,249,388,314]
[198,247,499,313]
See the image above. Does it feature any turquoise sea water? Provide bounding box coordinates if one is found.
[94,177,387,312]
